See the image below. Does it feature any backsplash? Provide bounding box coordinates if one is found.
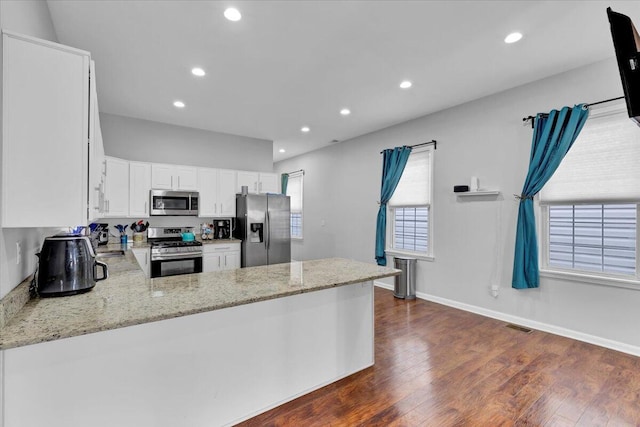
[95,217,219,238]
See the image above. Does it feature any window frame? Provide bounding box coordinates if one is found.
[287,171,304,240]
[539,201,640,290]
[385,146,434,261]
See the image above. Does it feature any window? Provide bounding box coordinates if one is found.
[540,101,640,282]
[286,171,303,239]
[388,147,433,257]
[548,204,636,275]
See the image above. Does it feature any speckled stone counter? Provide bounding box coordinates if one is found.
[0,250,399,350]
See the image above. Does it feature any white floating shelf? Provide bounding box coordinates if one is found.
[456,190,501,197]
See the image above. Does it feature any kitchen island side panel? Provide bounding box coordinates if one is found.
[1,281,374,427]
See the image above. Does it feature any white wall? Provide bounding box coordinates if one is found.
[100,113,274,172]
[276,57,640,352]
[0,0,62,299]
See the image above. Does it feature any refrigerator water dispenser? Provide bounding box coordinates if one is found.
[250,223,263,243]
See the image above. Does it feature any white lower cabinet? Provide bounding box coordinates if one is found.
[203,243,240,272]
[131,248,150,277]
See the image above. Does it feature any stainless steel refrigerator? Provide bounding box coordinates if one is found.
[236,194,291,267]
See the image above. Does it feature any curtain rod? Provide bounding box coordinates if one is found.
[380,140,437,154]
[521,96,625,128]
[282,169,304,175]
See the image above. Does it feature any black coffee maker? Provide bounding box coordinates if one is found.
[214,219,232,240]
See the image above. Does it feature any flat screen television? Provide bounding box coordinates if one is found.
[607,7,640,126]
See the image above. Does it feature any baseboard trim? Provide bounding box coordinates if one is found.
[373,281,640,357]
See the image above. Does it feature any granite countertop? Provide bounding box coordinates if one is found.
[0,248,399,350]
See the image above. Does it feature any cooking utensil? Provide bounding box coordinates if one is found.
[181,232,195,242]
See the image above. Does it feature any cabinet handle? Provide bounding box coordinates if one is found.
[178,176,181,188]
[218,257,221,267]
[144,201,147,214]
[145,252,148,265]
[106,200,110,213]
[254,182,257,192]
[259,181,262,192]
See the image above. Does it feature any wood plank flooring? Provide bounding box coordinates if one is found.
[237,287,640,426]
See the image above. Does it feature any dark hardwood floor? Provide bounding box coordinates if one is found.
[237,286,640,426]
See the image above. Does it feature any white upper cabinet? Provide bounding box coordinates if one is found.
[88,60,106,222]
[198,168,237,217]
[259,173,279,194]
[129,162,151,217]
[218,169,237,216]
[2,31,91,227]
[236,171,279,194]
[152,164,198,191]
[103,157,129,217]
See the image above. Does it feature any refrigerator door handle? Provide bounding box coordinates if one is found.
[266,211,270,250]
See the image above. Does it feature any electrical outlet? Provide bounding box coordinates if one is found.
[490,284,499,298]
[16,241,21,265]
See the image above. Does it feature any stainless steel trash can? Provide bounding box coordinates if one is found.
[393,257,416,299]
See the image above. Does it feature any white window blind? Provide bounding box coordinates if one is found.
[540,102,640,204]
[548,204,636,276]
[389,149,431,207]
[394,207,429,253]
[287,172,303,212]
[286,171,303,239]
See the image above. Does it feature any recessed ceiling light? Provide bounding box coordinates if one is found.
[340,108,351,116]
[173,100,185,108]
[301,126,310,133]
[279,148,286,153]
[224,7,242,21]
[400,80,412,89]
[504,32,523,44]
[191,67,206,77]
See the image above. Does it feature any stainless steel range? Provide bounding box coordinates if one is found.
[148,227,203,278]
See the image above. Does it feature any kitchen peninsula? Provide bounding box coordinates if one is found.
[0,250,399,427]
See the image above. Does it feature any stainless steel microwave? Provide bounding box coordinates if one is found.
[150,190,199,216]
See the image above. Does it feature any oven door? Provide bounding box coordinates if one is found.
[150,253,203,278]
[150,190,199,216]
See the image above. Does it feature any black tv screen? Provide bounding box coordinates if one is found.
[607,7,640,126]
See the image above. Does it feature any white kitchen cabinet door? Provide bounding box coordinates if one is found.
[218,169,237,216]
[236,171,278,195]
[224,251,240,270]
[103,157,129,217]
[175,166,198,190]
[151,164,174,190]
[236,171,259,194]
[258,173,279,194]
[203,243,241,271]
[2,31,90,227]
[198,168,236,217]
[88,60,105,222]
[152,164,197,190]
[203,252,223,272]
[198,168,219,217]
[129,162,151,217]
[131,248,150,277]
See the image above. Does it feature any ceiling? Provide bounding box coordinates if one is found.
[46,1,640,162]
